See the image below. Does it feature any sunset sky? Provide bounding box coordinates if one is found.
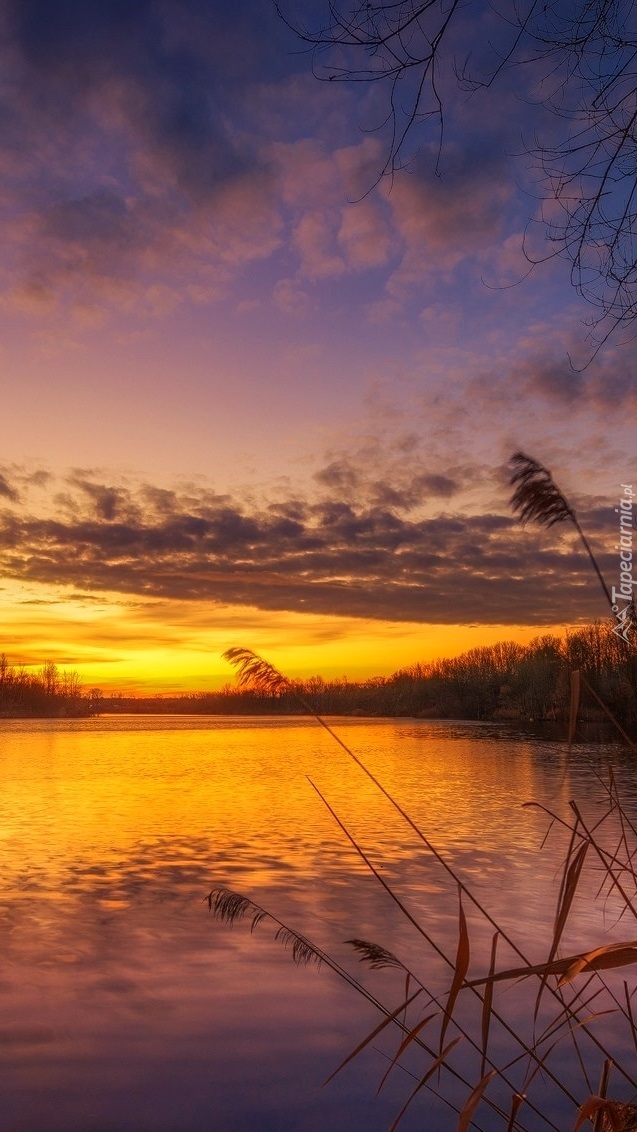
[0,0,634,693]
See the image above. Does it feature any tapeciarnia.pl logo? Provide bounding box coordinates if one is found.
[612,484,636,642]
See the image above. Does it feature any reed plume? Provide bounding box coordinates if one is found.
[509,451,575,527]
[210,462,637,1128]
[211,640,637,1129]
[221,647,291,696]
[509,451,613,609]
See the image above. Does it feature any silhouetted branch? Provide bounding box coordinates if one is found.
[278,0,637,340]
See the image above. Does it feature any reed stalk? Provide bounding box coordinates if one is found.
[207,452,637,1129]
[208,643,637,1129]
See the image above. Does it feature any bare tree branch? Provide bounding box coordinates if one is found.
[278,0,637,343]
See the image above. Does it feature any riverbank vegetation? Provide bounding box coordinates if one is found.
[5,451,634,723]
[0,655,100,717]
[209,648,637,1130]
[2,620,634,725]
[101,621,636,727]
[207,452,637,1128]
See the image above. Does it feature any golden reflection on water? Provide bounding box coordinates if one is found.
[0,717,557,880]
[0,716,630,1131]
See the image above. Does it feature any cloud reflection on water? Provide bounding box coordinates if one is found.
[0,717,631,1130]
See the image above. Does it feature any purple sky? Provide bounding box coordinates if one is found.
[0,0,634,689]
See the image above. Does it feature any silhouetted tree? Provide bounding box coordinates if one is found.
[0,656,91,717]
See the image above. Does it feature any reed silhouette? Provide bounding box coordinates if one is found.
[510,451,613,612]
[208,453,637,1131]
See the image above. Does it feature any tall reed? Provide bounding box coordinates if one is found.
[209,652,637,1130]
[207,453,637,1130]
[509,451,614,613]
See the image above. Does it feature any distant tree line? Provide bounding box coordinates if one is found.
[106,621,637,727]
[2,621,633,723]
[0,656,101,718]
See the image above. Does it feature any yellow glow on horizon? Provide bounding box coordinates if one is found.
[0,580,580,695]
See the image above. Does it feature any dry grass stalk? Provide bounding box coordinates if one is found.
[601,1103,637,1131]
[387,1037,463,1132]
[439,888,470,1054]
[215,468,637,1131]
[480,933,498,1078]
[457,1070,498,1132]
[323,987,428,1088]
[464,941,637,990]
[594,1060,613,1132]
[212,640,637,1129]
[576,1098,637,1131]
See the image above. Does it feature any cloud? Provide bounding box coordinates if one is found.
[315,460,460,511]
[0,474,19,503]
[273,136,392,281]
[416,474,459,499]
[518,356,586,403]
[314,460,360,493]
[480,345,637,411]
[337,199,393,269]
[0,467,613,626]
[67,477,139,523]
[6,169,283,316]
[0,0,539,322]
[5,0,252,196]
[383,140,514,292]
[0,2,405,320]
[0,0,287,314]
[272,277,310,315]
[0,464,53,503]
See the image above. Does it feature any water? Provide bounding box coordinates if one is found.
[0,715,634,1131]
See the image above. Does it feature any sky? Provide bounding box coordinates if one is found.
[0,0,635,693]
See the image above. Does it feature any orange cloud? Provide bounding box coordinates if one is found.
[0,463,613,630]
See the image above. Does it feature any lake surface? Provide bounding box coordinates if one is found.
[0,715,635,1131]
